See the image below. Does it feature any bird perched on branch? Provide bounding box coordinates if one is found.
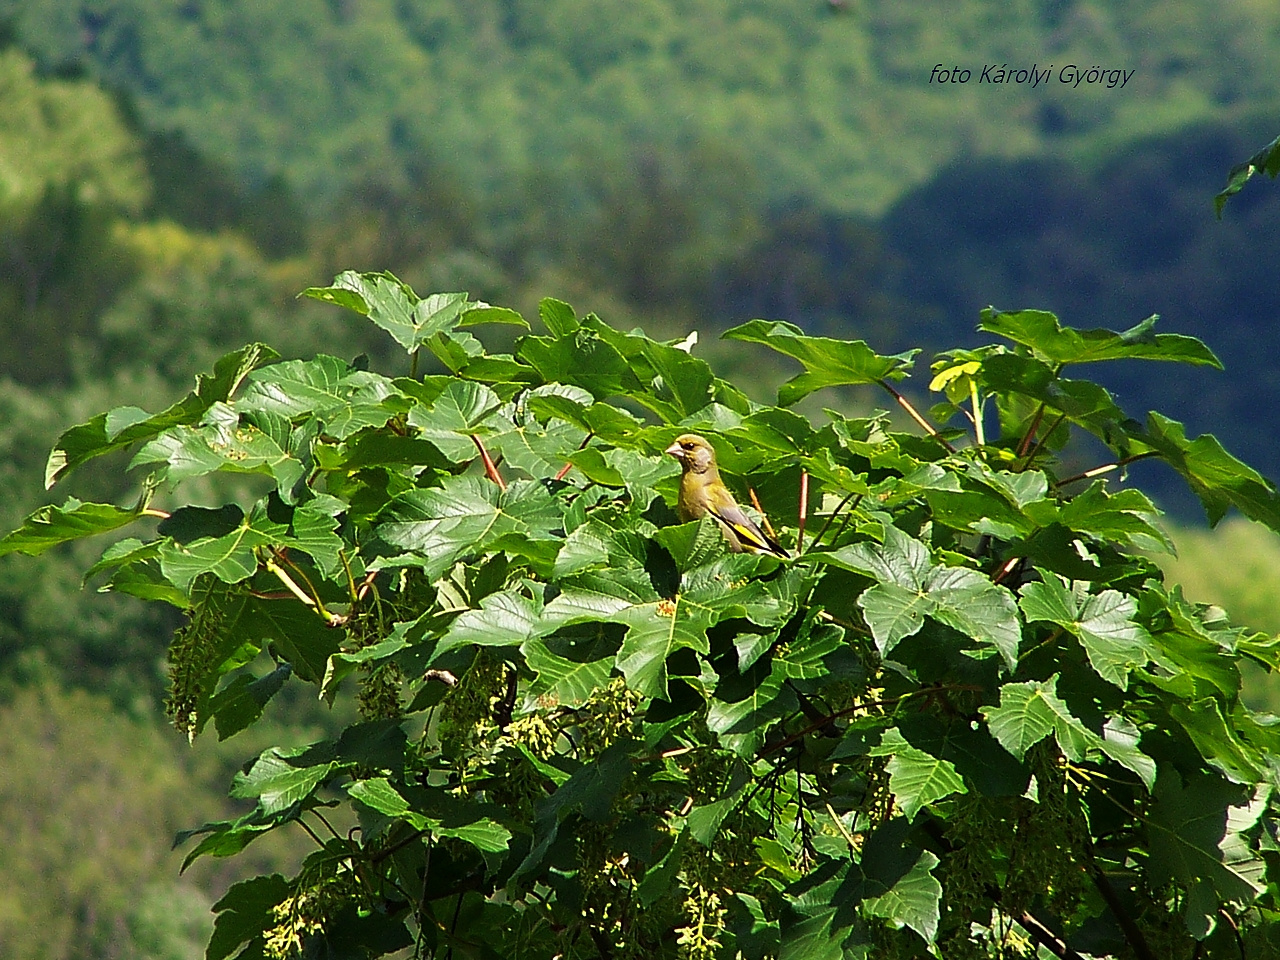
[665,433,789,557]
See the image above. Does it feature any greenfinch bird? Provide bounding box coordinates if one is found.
[665,433,789,557]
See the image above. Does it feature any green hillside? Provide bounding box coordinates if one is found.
[5,0,1276,218]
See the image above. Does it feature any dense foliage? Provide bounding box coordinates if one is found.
[9,273,1280,959]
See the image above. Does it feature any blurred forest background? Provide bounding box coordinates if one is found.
[3,1,1280,957]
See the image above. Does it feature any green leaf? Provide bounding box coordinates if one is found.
[303,271,474,352]
[347,776,412,817]
[707,649,795,757]
[577,315,718,421]
[375,476,563,580]
[517,331,642,401]
[348,779,512,852]
[778,912,846,960]
[1141,411,1280,529]
[1100,714,1157,790]
[322,634,409,702]
[539,297,579,336]
[980,353,1136,445]
[1020,573,1157,689]
[1216,133,1280,216]
[131,402,307,491]
[722,319,916,406]
[176,810,283,873]
[406,379,507,462]
[895,714,1029,797]
[1147,768,1266,932]
[0,498,141,557]
[981,675,1098,762]
[236,355,405,441]
[1169,698,1268,785]
[209,665,292,740]
[45,343,279,487]
[862,848,943,944]
[514,745,631,881]
[869,728,967,819]
[527,393,645,444]
[436,589,544,655]
[207,874,291,960]
[459,304,529,329]
[979,309,1221,368]
[157,500,297,591]
[819,525,1021,667]
[523,627,618,707]
[1025,482,1174,554]
[236,596,343,685]
[231,746,338,815]
[687,784,748,845]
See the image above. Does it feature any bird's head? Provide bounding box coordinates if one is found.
[665,433,716,473]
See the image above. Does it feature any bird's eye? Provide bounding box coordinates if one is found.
[682,441,694,449]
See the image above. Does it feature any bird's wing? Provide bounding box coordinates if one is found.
[707,499,789,557]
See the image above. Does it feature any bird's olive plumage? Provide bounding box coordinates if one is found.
[664,433,788,557]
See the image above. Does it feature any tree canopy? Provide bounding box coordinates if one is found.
[8,273,1280,958]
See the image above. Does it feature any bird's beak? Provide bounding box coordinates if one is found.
[664,441,684,459]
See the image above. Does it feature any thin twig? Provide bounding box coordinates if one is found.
[356,570,378,602]
[758,687,965,758]
[495,666,519,729]
[829,504,858,546]
[312,810,342,840]
[264,557,342,625]
[991,556,1021,585]
[470,434,507,491]
[1018,911,1083,960]
[1022,412,1067,468]
[371,827,429,864]
[554,432,594,482]
[1089,864,1157,960]
[748,487,780,541]
[1054,451,1158,488]
[825,802,858,850]
[1220,908,1245,960]
[295,817,327,849]
[797,471,809,553]
[1016,403,1047,458]
[877,379,956,453]
[809,492,862,550]
[444,891,464,960]
[267,550,344,625]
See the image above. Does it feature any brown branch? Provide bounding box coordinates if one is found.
[1016,402,1047,458]
[1088,864,1157,960]
[494,666,519,729]
[1017,911,1084,960]
[877,379,956,453]
[1054,451,1159,488]
[248,589,297,601]
[1022,412,1067,468]
[748,487,780,541]
[1220,908,1245,960]
[470,434,507,491]
[758,686,976,758]
[554,432,594,482]
[991,556,1021,585]
[918,819,1086,960]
